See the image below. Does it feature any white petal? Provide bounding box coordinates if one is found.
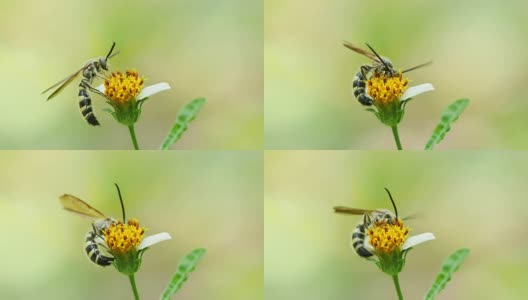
[95,84,105,94]
[401,83,434,101]
[137,82,171,100]
[402,232,435,250]
[138,232,172,250]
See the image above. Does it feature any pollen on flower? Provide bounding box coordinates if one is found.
[103,70,145,104]
[104,218,146,254]
[367,71,409,106]
[368,219,410,254]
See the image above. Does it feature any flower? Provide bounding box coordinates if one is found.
[367,72,410,106]
[96,69,171,126]
[102,218,171,275]
[367,218,409,255]
[103,70,145,104]
[360,218,435,276]
[105,218,145,254]
[360,71,434,127]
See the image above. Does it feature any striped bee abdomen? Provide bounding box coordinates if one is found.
[351,223,373,258]
[84,231,114,267]
[78,79,100,126]
[352,67,374,106]
[352,71,374,106]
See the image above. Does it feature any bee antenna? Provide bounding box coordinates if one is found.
[365,43,391,73]
[384,187,398,219]
[363,213,370,226]
[105,42,116,61]
[114,183,126,222]
[402,61,432,73]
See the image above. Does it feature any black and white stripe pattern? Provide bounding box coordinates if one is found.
[351,223,373,257]
[84,231,114,267]
[352,65,374,106]
[77,62,103,126]
[351,210,397,257]
[78,80,99,126]
[351,61,398,106]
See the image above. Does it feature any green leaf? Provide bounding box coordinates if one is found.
[102,108,118,121]
[365,108,381,121]
[137,97,149,110]
[160,98,206,150]
[424,248,470,300]
[400,98,412,110]
[424,99,469,150]
[160,248,206,300]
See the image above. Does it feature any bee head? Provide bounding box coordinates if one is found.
[364,43,397,77]
[98,42,117,71]
[99,57,109,71]
[375,58,397,77]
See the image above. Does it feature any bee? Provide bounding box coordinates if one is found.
[59,184,126,267]
[343,41,431,106]
[334,188,401,258]
[42,42,120,126]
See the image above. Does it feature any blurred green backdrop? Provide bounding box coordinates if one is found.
[0,0,262,149]
[265,0,528,149]
[0,151,263,299]
[265,151,528,299]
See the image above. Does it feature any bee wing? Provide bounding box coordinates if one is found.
[59,194,107,220]
[42,66,85,101]
[333,206,380,215]
[401,212,422,221]
[107,50,120,60]
[401,61,432,73]
[343,41,380,62]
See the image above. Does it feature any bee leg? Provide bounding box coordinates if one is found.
[97,241,112,252]
[85,84,107,98]
[363,213,371,226]
[95,73,108,81]
[360,65,372,80]
[91,223,110,242]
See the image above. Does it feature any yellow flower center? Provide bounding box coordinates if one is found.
[104,218,146,254]
[367,72,409,105]
[368,219,410,254]
[104,70,144,104]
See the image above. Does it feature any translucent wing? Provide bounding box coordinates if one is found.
[333,206,380,215]
[59,194,107,220]
[402,61,432,73]
[401,212,422,221]
[42,66,85,101]
[343,41,380,62]
[108,50,120,60]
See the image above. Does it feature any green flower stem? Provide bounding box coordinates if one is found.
[392,274,404,300]
[128,125,140,150]
[128,274,141,300]
[391,125,403,150]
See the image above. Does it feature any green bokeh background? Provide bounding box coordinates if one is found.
[0,151,263,299]
[0,0,262,149]
[265,0,528,149]
[265,151,528,299]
